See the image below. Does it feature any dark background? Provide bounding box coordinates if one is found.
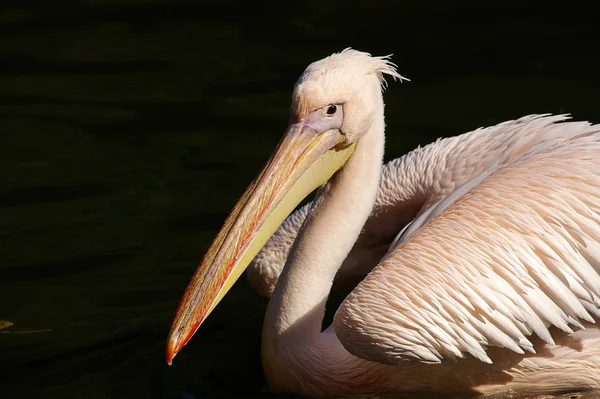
[1,1,598,398]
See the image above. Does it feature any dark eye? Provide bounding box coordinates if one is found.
[326,105,337,115]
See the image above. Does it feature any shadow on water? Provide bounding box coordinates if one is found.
[1,0,599,398]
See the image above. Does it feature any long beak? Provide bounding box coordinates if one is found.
[166,121,356,364]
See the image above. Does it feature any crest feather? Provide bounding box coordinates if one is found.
[336,48,409,89]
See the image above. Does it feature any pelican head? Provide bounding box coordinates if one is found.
[166,49,403,364]
[291,49,402,142]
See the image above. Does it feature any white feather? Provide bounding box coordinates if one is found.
[335,133,600,367]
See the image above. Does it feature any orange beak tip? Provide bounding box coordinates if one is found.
[165,341,177,365]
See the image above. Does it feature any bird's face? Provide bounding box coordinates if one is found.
[291,61,383,145]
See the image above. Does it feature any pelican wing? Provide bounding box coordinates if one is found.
[388,167,498,251]
[334,130,600,366]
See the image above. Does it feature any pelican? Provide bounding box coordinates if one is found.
[167,49,600,397]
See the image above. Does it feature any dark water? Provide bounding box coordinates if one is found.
[1,1,598,398]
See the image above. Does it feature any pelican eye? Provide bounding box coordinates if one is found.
[326,105,337,115]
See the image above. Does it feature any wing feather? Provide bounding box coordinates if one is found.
[334,131,600,365]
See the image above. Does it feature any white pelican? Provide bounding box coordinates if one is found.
[167,49,600,397]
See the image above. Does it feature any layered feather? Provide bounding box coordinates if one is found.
[334,129,600,366]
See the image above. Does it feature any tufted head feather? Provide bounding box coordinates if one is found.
[291,48,407,142]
